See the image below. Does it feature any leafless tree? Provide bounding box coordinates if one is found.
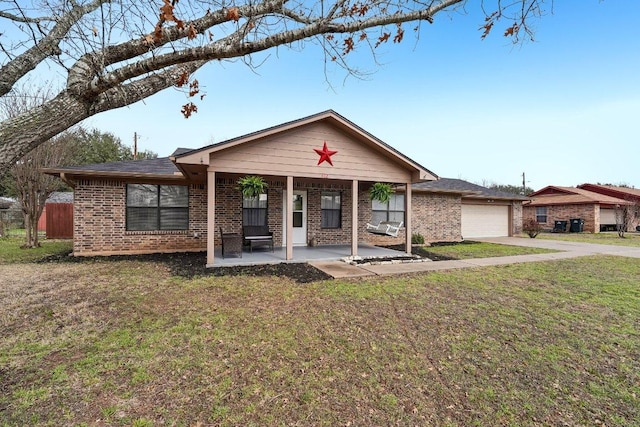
[11,133,74,247]
[615,199,640,238]
[1,83,74,247]
[0,0,550,173]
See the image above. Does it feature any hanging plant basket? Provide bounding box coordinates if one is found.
[369,182,394,204]
[237,175,267,199]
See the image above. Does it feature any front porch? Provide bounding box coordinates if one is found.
[212,243,407,266]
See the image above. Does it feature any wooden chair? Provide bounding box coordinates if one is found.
[219,227,242,258]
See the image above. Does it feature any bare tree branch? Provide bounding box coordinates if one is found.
[0,0,551,173]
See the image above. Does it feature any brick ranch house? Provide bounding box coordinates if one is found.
[523,185,639,233]
[44,110,524,266]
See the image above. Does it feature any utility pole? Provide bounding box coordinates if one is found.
[133,132,138,160]
[522,172,526,195]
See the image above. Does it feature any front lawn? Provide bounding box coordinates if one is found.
[420,240,557,260]
[1,252,638,426]
[536,231,640,247]
[0,237,72,264]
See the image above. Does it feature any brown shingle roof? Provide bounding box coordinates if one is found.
[527,186,631,206]
[413,178,528,201]
[577,183,640,200]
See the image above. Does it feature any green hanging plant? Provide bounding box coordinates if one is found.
[237,175,267,199]
[369,182,394,204]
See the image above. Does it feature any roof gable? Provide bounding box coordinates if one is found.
[529,185,580,197]
[174,110,437,183]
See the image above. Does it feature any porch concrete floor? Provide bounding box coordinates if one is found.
[212,243,408,266]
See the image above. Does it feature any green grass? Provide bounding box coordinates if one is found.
[536,231,640,247]
[422,241,557,259]
[0,237,72,264]
[1,246,638,426]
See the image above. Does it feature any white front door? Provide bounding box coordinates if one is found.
[283,190,307,246]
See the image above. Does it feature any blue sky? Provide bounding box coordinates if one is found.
[85,0,640,191]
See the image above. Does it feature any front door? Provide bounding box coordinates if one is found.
[283,190,307,246]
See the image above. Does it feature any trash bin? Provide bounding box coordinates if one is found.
[553,220,568,233]
[569,218,584,233]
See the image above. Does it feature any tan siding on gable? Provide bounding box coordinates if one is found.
[209,123,412,182]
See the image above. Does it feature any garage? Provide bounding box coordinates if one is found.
[461,204,510,238]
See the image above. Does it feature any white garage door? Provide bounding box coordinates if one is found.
[461,204,510,238]
[600,208,617,225]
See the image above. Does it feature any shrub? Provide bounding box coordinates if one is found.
[523,219,542,238]
[411,233,425,245]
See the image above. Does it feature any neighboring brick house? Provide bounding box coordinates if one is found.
[523,185,637,233]
[44,110,524,265]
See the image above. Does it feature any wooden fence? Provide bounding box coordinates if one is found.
[45,203,74,239]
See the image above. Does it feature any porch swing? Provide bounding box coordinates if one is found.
[366,221,404,237]
[366,183,404,237]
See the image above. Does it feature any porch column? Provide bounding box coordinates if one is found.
[405,181,412,256]
[286,175,293,260]
[206,169,216,267]
[351,179,359,256]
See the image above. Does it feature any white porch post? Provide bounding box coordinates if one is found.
[405,181,412,256]
[206,169,216,267]
[351,179,359,257]
[286,175,293,260]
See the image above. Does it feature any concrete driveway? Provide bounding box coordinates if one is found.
[314,236,640,279]
[475,236,640,259]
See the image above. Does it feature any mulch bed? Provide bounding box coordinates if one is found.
[37,243,460,283]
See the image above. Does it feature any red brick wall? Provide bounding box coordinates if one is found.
[512,203,523,235]
[523,204,598,233]
[413,193,462,243]
[74,179,470,255]
[360,192,463,245]
[73,179,207,255]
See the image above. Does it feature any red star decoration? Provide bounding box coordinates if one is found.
[314,141,338,166]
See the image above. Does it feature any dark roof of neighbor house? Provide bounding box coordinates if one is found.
[46,192,74,204]
[413,178,529,201]
[0,196,14,210]
[527,186,631,206]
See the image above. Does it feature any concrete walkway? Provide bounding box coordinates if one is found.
[313,236,640,279]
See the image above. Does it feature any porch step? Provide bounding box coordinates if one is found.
[309,261,376,279]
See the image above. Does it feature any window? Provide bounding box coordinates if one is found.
[243,193,267,226]
[126,184,189,231]
[321,192,341,228]
[536,206,547,223]
[371,193,405,224]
